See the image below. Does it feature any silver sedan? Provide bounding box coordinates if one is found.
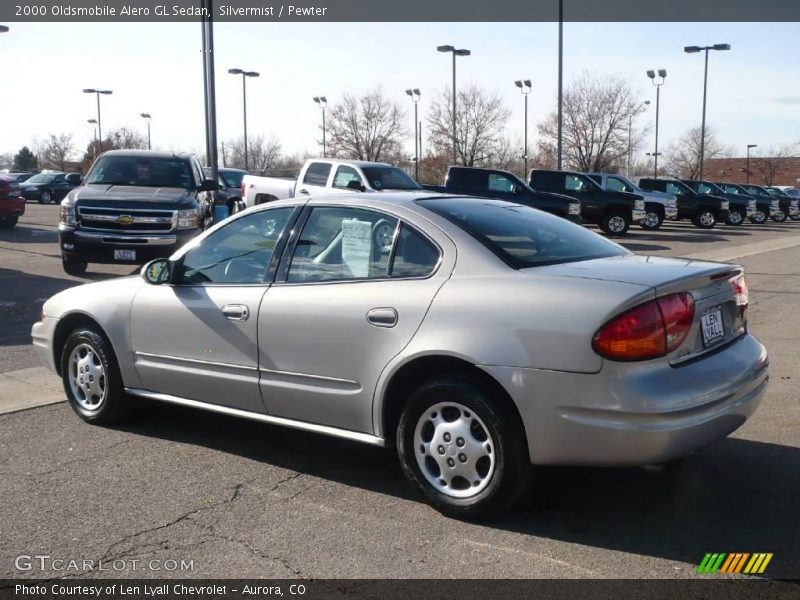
[32,193,769,518]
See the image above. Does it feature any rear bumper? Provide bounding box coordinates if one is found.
[0,198,25,217]
[59,226,199,264]
[483,333,768,466]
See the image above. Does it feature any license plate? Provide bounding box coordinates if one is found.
[701,306,725,347]
[114,249,136,261]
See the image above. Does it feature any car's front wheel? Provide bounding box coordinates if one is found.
[725,210,745,226]
[62,255,88,276]
[0,216,18,228]
[41,190,52,204]
[397,376,531,519]
[772,210,787,223]
[692,210,717,229]
[60,328,131,425]
[640,208,663,231]
[600,210,630,236]
[750,210,767,224]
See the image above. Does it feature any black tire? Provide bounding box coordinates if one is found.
[60,328,131,425]
[725,210,745,226]
[692,210,717,229]
[0,216,18,228]
[62,255,88,276]
[41,190,52,204]
[600,209,631,236]
[749,210,768,224]
[772,210,787,223]
[396,375,531,520]
[639,207,663,231]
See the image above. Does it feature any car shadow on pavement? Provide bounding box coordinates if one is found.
[0,226,59,244]
[116,402,798,578]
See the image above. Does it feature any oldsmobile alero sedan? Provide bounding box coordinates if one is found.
[31,192,769,519]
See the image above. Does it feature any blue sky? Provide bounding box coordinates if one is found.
[1,21,798,162]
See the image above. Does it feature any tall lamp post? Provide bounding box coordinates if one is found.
[684,43,731,180]
[228,68,259,171]
[83,88,113,153]
[87,119,98,160]
[437,44,471,165]
[140,113,152,149]
[746,144,757,184]
[646,69,667,178]
[313,96,327,158]
[627,100,650,177]
[514,79,532,176]
[405,89,421,180]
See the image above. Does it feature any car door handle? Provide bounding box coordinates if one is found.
[367,307,398,328]
[298,189,310,195]
[222,304,250,321]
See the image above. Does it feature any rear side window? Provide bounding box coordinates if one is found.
[606,177,631,192]
[418,198,627,269]
[302,162,332,187]
[565,175,585,192]
[332,165,363,190]
[488,173,516,193]
[665,182,685,196]
[390,224,439,278]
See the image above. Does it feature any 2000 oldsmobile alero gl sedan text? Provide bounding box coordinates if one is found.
[31,193,769,519]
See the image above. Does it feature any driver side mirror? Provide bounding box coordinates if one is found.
[66,173,83,187]
[141,258,172,285]
[198,178,219,192]
[346,180,366,192]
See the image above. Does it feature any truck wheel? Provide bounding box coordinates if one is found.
[640,209,663,231]
[61,328,131,425]
[396,375,531,520]
[600,210,630,236]
[0,216,18,228]
[749,210,767,224]
[62,255,88,277]
[692,210,716,229]
[772,210,787,223]
[725,210,744,226]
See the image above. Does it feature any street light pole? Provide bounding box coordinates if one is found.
[83,88,113,153]
[646,69,667,178]
[228,68,260,171]
[746,144,757,184]
[313,96,328,157]
[140,113,152,149]
[405,89,421,180]
[627,100,650,177]
[514,80,532,176]
[437,45,471,165]
[87,119,98,160]
[557,0,563,170]
[684,43,731,180]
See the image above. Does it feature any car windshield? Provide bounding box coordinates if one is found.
[418,197,628,268]
[25,173,59,184]
[361,166,421,191]
[87,155,193,189]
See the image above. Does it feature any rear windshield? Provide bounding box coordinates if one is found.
[25,173,59,184]
[362,166,421,191]
[87,155,194,189]
[418,198,628,268]
[220,170,246,188]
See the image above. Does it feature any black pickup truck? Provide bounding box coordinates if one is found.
[529,169,644,235]
[58,150,216,276]
[718,182,778,224]
[680,180,753,226]
[421,166,581,222]
[763,186,800,221]
[638,178,730,229]
[740,183,792,222]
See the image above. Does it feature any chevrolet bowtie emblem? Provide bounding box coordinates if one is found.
[116,215,135,225]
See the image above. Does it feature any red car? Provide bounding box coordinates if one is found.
[0,174,26,228]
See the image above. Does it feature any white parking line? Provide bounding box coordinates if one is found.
[0,367,64,415]
[684,235,800,263]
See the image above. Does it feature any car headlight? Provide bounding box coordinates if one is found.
[568,202,581,215]
[177,208,200,230]
[635,199,644,210]
[59,205,76,226]
[721,201,730,210]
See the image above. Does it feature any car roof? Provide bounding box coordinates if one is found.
[99,149,194,160]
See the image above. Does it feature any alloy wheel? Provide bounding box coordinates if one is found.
[68,343,107,410]
[699,211,715,227]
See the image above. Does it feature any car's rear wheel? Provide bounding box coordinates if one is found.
[725,210,744,226]
[640,208,663,231]
[692,210,716,229]
[0,216,18,228]
[772,210,787,223]
[750,210,767,224]
[62,255,88,276]
[600,210,630,236]
[397,376,531,520]
[61,328,131,425]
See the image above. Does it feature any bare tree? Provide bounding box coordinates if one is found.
[751,143,800,186]
[427,84,511,167]
[537,73,648,172]
[663,126,730,180]
[326,87,406,162]
[223,135,282,174]
[37,134,75,171]
[105,127,148,150]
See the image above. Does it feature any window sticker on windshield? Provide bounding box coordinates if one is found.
[341,219,373,278]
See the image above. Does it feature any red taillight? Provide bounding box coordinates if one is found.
[593,292,695,361]
[731,275,748,319]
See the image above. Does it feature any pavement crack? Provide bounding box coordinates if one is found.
[269,472,303,492]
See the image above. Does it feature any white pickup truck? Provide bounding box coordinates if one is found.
[241,159,422,207]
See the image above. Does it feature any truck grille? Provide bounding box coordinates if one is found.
[77,207,175,233]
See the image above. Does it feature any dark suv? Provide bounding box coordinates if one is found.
[529,169,644,235]
[19,171,81,204]
[638,178,730,229]
[421,166,581,222]
[58,150,216,276]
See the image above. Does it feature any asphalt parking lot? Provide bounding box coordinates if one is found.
[1,203,799,579]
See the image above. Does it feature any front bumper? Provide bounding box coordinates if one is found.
[632,208,646,223]
[59,225,199,264]
[0,197,26,218]
[483,333,768,466]
[32,316,59,373]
